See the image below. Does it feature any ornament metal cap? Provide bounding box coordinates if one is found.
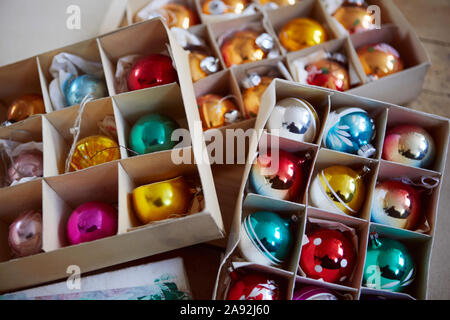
[200,56,219,74]
[207,0,227,15]
[358,143,376,158]
[1,121,13,127]
[241,72,262,89]
[255,33,275,52]
[369,232,381,247]
[224,109,241,124]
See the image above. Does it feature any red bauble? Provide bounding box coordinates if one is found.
[127,54,178,91]
[300,229,356,284]
[306,59,350,92]
[227,273,280,300]
[250,149,307,201]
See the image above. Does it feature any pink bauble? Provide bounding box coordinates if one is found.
[8,150,43,183]
[8,210,42,257]
[67,202,118,245]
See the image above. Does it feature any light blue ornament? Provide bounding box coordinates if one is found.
[64,74,107,106]
[323,107,376,157]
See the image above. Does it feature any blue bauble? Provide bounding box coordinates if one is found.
[238,211,293,266]
[64,74,107,106]
[324,107,376,157]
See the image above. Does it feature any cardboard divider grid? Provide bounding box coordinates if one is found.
[0,17,225,294]
[213,79,449,300]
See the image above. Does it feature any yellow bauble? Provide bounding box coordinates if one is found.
[132,176,193,224]
[242,76,273,118]
[279,17,328,52]
[310,165,366,216]
[70,135,120,171]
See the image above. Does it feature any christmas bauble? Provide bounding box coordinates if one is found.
[238,211,293,266]
[132,176,193,224]
[64,74,107,106]
[293,286,338,300]
[129,113,180,155]
[127,54,178,91]
[158,3,198,29]
[363,233,415,292]
[300,229,357,284]
[323,107,376,157]
[202,0,249,15]
[371,180,422,230]
[197,94,240,130]
[188,52,219,82]
[221,30,273,67]
[227,273,280,300]
[266,97,319,143]
[70,135,120,171]
[306,59,350,91]
[67,202,118,245]
[310,165,367,216]
[8,150,43,183]
[382,125,435,169]
[333,1,374,34]
[357,43,404,80]
[279,17,328,52]
[8,210,42,257]
[250,149,306,201]
[7,94,45,123]
[242,76,273,118]
[259,0,298,7]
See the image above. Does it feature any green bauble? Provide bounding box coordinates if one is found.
[363,233,415,292]
[129,113,180,155]
[239,211,293,266]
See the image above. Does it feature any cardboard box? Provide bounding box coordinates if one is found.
[213,79,449,300]
[0,17,225,293]
[122,0,430,105]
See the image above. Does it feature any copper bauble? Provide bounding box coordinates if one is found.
[306,59,350,91]
[357,43,404,79]
[242,76,273,118]
[221,30,269,67]
[7,94,45,123]
[8,210,42,257]
[197,94,239,130]
[279,18,328,52]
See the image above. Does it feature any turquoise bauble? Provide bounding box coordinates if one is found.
[363,233,415,292]
[238,211,293,266]
[129,113,180,155]
[64,74,107,106]
[323,107,376,157]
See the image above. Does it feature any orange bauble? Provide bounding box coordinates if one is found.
[202,0,248,15]
[333,3,374,34]
[357,43,404,80]
[221,30,268,67]
[7,94,45,123]
[135,3,198,29]
[242,76,273,118]
[197,94,239,130]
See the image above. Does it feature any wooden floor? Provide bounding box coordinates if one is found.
[394,0,450,118]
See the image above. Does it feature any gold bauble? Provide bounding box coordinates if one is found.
[7,94,45,123]
[197,93,239,130]
[333,5,373,34]
[314,165,366,216]
[279,17,328,52]
[221,30,267,67]
[70,135,120,171]
[189,52,208,82]
[132,176,193,224]
[134,3,198,29]
[357,43,404,79]
[202,0,248,15]
[242,76,273,118]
